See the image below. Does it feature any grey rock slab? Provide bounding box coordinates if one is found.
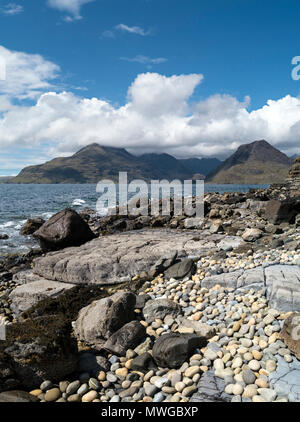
[265,265,300,312]
[201,266,264,290]
[9,279,75,316]
[201,264,300,313]
[12,270,47,285]
[31,229,234,285]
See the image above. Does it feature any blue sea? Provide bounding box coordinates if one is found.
[0,183,269,255]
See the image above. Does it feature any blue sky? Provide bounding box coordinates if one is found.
[1,0,300,175]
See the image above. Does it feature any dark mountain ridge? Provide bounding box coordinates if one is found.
[10,144,221,184]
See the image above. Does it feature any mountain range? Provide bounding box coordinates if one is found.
[6,140,298,184]
[9,144,221,184]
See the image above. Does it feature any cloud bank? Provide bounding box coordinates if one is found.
[0,45,300,172]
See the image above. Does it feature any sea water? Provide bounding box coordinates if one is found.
[0,183,269,255]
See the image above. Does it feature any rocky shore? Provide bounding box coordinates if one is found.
[0,161,300,403]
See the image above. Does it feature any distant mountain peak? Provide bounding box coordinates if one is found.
[223,139,291,169]
[74,143,107,156]
[206,139,291,184]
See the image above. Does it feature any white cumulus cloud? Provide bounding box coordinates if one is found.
[1,46,300,173]
[0,45,60,102]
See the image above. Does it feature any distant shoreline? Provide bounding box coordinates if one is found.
[0,181,271,186]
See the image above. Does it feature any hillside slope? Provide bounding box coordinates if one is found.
[206,140,291,184]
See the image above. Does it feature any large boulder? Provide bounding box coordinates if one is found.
[102,321,146,356]
[20,218,45,236]
[33,208,95,252]
[152,333,207,368]
[73,291,136,349]
[264,199,300,224]
[0,315,78,391]
[281,313,300,359]
[143,298,181,323]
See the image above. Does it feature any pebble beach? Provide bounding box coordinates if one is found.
[0,171,300,403]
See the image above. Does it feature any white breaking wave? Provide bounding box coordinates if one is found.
[0,221,14,229]
[72,198,86,206]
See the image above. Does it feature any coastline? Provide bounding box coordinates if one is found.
[0,183,269,257]
[0,180,299,403]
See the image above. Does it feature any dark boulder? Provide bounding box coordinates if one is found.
[164,258,195,280]
[149,251,178,278]
[33,208,95,252]
[130,352,157,373]
[152,333,207,368]
[0,234,9,240]
[102,321,146,356]
[19,218,45,236]
[264,199,300,224]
